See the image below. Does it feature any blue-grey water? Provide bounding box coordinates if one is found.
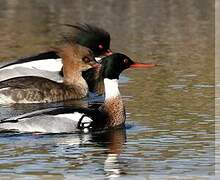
[0,0,214,179]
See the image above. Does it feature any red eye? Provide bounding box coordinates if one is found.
[82,57,91,63]
[98,44,103,49]
[124,59,129,64]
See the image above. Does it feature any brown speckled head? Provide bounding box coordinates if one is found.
[56,43,97,85]
[58,43,95,71]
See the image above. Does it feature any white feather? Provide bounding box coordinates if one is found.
[55,112,83,122]
[0,112,93,133]
[1,58,62,72]
[95,57,102,62]
[0,94,16,104]
[104,78,120,99]
[0,88,10,91]
[104,153,120,177]
[55,112,92,125]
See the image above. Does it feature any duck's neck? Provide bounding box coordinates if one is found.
[100,78,125,128]
[63,68,88,97]
[104,78,120,100]
[64,70,84,85]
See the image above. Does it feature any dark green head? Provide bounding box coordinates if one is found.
[65,24,111,57]
[101,53,158,79]
[101,53,134,79]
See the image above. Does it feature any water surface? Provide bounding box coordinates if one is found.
[0,0,214,179]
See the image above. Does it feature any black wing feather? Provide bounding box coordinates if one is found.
[0,51,59,69]
[0,107,108,131]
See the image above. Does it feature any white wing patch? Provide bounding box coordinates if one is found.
[0,87,15,104]
[81,116,93,127]
[55,112,93,132]
[55,112,84,121]
[2,58,62,72]
[95,57,102,63]
[0,88,10,91]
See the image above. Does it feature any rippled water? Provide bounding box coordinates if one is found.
[0,0,214,179]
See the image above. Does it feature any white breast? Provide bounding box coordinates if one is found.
[104,78,120,100]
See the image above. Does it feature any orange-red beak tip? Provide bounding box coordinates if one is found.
[130,63,159,68]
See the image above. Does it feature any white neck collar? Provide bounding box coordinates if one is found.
[104,78,120,100]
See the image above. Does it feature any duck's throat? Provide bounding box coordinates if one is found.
[101,78,125,128]
[64,71,86,85]
[104,78,120,100]
[64,71,88,96]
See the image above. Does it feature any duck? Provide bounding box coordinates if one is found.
[0,42,98,104]
[0,53,157,133]
[0,24,112,82]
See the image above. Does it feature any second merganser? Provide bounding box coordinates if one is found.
[0,53,157,133]
[0,43,97,104]
[0,24,112,82]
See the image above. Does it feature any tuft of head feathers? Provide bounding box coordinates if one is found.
[63,23,111,57]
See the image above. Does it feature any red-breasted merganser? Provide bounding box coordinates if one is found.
[0,24,112,82]
[0,53,157,133]
[0,43,98,104]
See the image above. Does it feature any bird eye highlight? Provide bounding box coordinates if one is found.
[98,44,104,49]
[124,59,129,64]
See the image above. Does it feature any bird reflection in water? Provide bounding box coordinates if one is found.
[53,127,126,178]
[91,127,126,178]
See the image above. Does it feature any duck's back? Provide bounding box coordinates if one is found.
[0,51,63,82]
[0,76,86,104]
[0,115,80,133]
[0,107,104,133]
